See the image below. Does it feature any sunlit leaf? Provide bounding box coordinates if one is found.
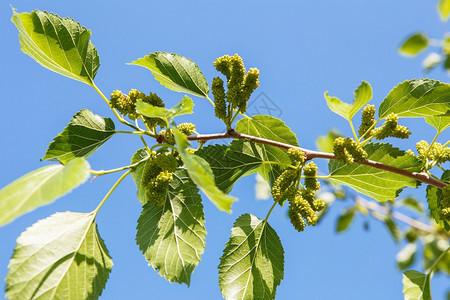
[422,52,441,71]
[425,115,450,133]
[136,95,193,122]
[402,270,431,300]
[42,109,115,164]
[324,81,372,121]
[5,212,112,299]
[173,127,236,212]
[11,9,99,85]
[329,143,422,202]
[399,33,429,56]
[236,115,299,185]
[130,148,152,205]
[0,158,90,226]
[129,52,209,98]
[136,169,206,285]
[218,214,284,300]
[379,79,450,118]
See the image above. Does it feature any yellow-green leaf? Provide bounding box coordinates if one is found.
[399,33,429,56]
[11,9,99,85]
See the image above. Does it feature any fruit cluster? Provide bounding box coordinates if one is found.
[141,150,181,207]
[110,89,166,128]
[211,54,260,126]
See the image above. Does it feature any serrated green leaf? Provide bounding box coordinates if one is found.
[0,158,90,226]
[402,270,431,300]
[236,115,299,185]
[426,171,450,231]
[173,127,236,212]
[130,148,152,205]
[136,95,194,122]
[336,207,356,232]
[329,143,422,202]
[6,212,112,299]
[129,52,209,98]
[397,243,417,270]
[379,79,450,118]
[399,33,429,56]
[324,81,372,121]
[195,140,263,193]
[42,109,115,164]
[218,214,284,300]
[425,115,450,133]
[11,9,99,85]
[316,129,342,153]
[439,0,450,21]
[136,169,206,285]
[384,216,401,242]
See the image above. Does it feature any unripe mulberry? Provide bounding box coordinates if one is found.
[333,137,367,163]
[214,55,232,79]
[288,205,306,232]
[212,77,227,120]
[358,104,376,138]
[271,169,298,203]
[177,123,196,136]
[239,68,260,112]
[110,90,135,116]
[287,148,306,165]
[303,162,320,192]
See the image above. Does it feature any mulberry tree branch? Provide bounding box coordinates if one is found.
[187,129,446,189]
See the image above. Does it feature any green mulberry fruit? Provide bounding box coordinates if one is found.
[212,77,227,120]
[272,169,298,203]
[287,148,306,165]
[358,104,375,139]
[177,123,196,136]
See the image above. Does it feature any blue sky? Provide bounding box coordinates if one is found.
[0,1,448,299]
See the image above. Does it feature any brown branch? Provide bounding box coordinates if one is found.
[187,129,446,189]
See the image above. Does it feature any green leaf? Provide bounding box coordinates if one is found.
[423,236,450,274]
[438,0,450,21]
[426,171,450,231]
[425,115,450,133]
[218,214,284,300]
[399,197,424,213]
[0,158,90,226]
[399,33,429,56]
[324,81,373,121]
[379,79,450,118]
[316,129,342,153]
[236,115,299,185]
[384,216,401,243]
[173,127,236,212]
[397,243,417,270]
[136,95,194,122]
[42,109,115,164]
[129,52,209,98]
[336,208,356,232]
[5,211,112,299]
[329,143,422,202]
[136,169,206,285]
[11,9,99,85]
[195,141,263,193]
[402,270,431,300]
[130,148,152,205]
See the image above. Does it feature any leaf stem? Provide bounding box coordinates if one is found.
[428,246,449,273]
[264,201,278,222]
[93,170,131,216]
[90,156,150,175]
[349,120,358,141]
